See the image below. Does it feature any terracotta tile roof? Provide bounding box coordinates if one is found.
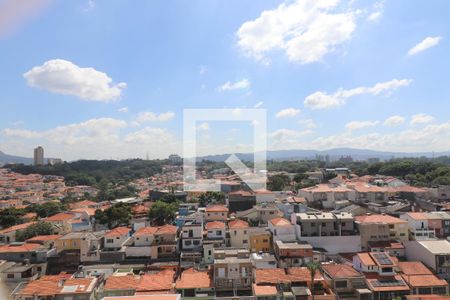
[355,214,407,224]
[205,205,228,212]
[322,264,361,278]
[45,212,75,222]
[0,243,41,253]
[0,221,36,234]
[406,295,450,300]
[228,219,249,229]
[70,200,97,209]
[398,261,432,275]
[287,267,323,282]
[137,269,175,292]
[135,227,158,237]
[253,284,278,296]
[104,275,139,291]
[406,212,429,220]
[71,207,97,216]
[175,268,213,289]
[25,234,62,243]
[356,253,376,266]
[18,273,74,297]
[103,295,180,300]
[269,217,292,227]
[205,221,226,230]
[255,268,290,285]
[156,224,177,235]
[59,278,97,294]
[402,274,448,287]
[366,275,409,292]
[105,226,131,237]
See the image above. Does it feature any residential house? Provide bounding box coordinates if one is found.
[321,263,367,298]
[424,212,450,239]
[203,221,226,264]
[104,227,132,251]
[126,225,177,259]
[367,240,405,258]
[228,191,256,212]
[404,240,450,280]
[175,268,215,300]
[398,261,449,295]
[292,212,355,237]
[102,274,139,298]
[56,232,104,263]
[400,212,436,240]
[205,205,228,222]
[228,219,250,248]
[0,222,36,244]
[268,217,296,242]
[180,220,203,266]
[298,184,354,209]
[0,243,55,263]
[213,248,253,293]
[0,261,45,282]
[347,183,389,204]
[250,252,277,269]
[274,240,313,268]
[354,214,408,251]
[236,203,283,225]
[249,230,272,253]
[353,252,398,276]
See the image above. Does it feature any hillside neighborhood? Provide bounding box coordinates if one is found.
[0,163,449,300]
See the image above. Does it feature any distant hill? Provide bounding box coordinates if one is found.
[199,148,450,162]
[0,151,32,166]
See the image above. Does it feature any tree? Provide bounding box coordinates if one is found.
[148,201,178,226]
[293,173,309,183]
[16,222,54,241]
[267,174,290,191]
[197,191,226,207]
[306,262,321,300]
[27,202,65,218]
[0,207,26,228]
[94,203,132,229]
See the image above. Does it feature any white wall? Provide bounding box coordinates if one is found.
[404,241,436,270]
[299,235,362,254]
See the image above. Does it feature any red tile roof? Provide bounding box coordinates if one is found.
[355,214,407,224]
[137,269,175,292]
[205,205,228,212]
[45,212,75,222]
[322,264,361,278]
[25,234,62,243]
[175,268,213,289]
[0,243,41,253]
[105,226,131,237]
[205,221,226,230]
[253,284,278,296]
[269,217,292,226]
[402,274,448,288]
[104,275,139,291]
[0,221,36,234]
[228,219,249,229]
[398,261,432,275]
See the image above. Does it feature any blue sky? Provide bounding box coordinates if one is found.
[1,0,449,160]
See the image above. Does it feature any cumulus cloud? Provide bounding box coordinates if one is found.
[236,0,357,64]
[118,107,129,113]
[124,127,175,144]
[408,36,442,56]
[345,120,379,131]
[23,59,126,102]
[299,119,317,129]
[219,79,250,91]
[304,78,412,109]
[253,101,264,108]
[384,115,405,126]
[3,118,127,145]
[367,1,384,22]
[410,113,435,125]
[135,111,175,123]
[276,108,301,118]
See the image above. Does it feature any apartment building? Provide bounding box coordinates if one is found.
[268,217,296,242]
[298,184,353,209]
[228,219,250,248]
[274,240,313,268]
[213,248,253,292]
[400,212,436,240]
[292,211,355,237]
[404,240,450,279]
[205,205,228,222]
[355,214,408,250]
[321,264,366,298]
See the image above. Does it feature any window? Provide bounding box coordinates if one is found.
[335,280,347,288]
[184,240,192,246]
[7,274,14,279]
[218,268,225,277]
[263,239,269,243]
[106,239,114,243]
[311,223,316,227]
[243,230,247,234]
[216,230,222,235]
[243,239,248,244]
[341,222,346,226]
[193,240,200,246]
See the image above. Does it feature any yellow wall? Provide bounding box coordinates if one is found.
[56,238,81,252]
[250,233,271,252]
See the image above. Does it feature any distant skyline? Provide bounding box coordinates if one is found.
[1,0,450,161]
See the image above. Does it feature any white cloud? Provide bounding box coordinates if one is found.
[410,113,435,125]
[383,115,405,126]
[196,122,210,131]
[367,1,384,22]
[236,0,357,64]
[118,107,129,113]
[299,119,317,129]
[253,101,264,108]
[276,108,301,118]
[199,65,207,75]
[304,78,412,109]
[408,36,442,56]
[219,79,250,91]
[2,118,180,160]
[135,111,175,123]
[345,120,379,131]
[3,118,127,145]
[23,59,126,102]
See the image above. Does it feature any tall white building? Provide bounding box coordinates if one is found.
[33,146,44,166]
